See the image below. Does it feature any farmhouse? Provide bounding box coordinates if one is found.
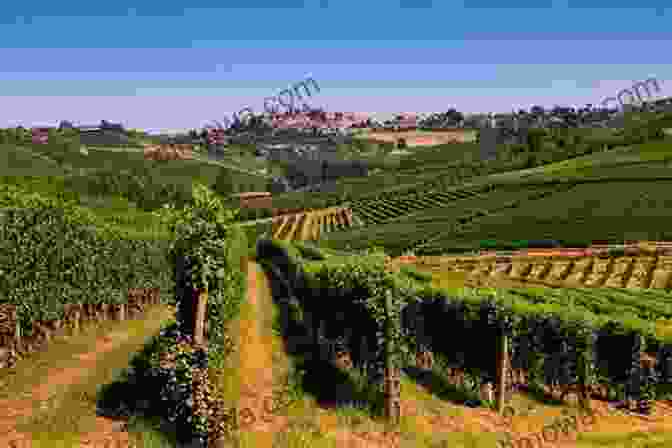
[31,127,50,144]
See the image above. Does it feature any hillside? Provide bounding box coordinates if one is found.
[269,112,672,209]
[312,129,672,256]
[1,143,71,177]
[5,113,672,447]
[0,139,270,233]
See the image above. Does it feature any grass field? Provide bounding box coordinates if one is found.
[0,144,70,177]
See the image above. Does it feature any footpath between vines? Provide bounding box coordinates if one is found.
[0,304,175,447]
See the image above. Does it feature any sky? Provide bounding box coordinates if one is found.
[1,0,671,133]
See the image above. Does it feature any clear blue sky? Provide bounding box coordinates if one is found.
[1,0,670,132]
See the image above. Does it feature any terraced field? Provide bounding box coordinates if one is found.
[348,184,488,225]
[270,207,359,241]
[423,179,672,253]
[322,182,577,254]
[319,175,672,256]
[409,251,672,290]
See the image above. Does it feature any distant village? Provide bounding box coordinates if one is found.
[27,95,672,194]
[31,95,672,148]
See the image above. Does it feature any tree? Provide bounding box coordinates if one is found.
[214,170,236,197]
[522,153,537,169]
[58,120,73,131]
[445,108,464,124]
[321,160,329,182]
[526,129,546,153]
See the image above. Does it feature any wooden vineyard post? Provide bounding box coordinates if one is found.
[36,320,52,343]
[316,319,328,362]
[0,304,20,354]
[384,292,401,424]
[100,303,109,321]
[626,333,644,411]
[70,304,81,334]
[115,303,126,321]
[413,303,434,371]
[193,287,208,346]
[575,330,595,415]
[495,329,509,413]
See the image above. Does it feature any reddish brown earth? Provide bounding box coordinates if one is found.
[359,130,477,147]
[0,306,174,448]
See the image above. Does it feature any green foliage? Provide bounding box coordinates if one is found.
[267,238,303,261]
[99,322,210,445]
[158,183,247,369]
[269,123,662,214]
[399,264,432,283]
[63,166,194,211]
[235,207,273,221]
[526,128,547,153]
[240,219,272,248]
[0,182,173,335]
[214,169,236,197]
[321,183,565,255]
[291,241,328,260]
[256,240,404,390]
[30,130,83,168]
[321,177,672,256]
[0,175,174,237]
[259,238,672,408]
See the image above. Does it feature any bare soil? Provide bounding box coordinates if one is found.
[0,305,175,448]
[358,130,477,147]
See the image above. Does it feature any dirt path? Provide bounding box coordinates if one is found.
[0,305,175,448]
[235,261,401,448]
[229,261,292,447]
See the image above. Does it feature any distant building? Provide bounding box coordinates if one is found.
[31,127,50,144]
[207,128,228,146]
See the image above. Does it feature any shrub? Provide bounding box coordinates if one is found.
[526,128,547,153]
[97,323,210,445]
[399,264,432,283]
[293,242,327,260]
